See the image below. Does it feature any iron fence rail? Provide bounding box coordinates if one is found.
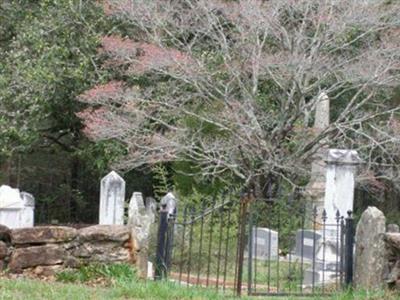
[154,191,355,297]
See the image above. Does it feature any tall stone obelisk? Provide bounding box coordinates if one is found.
[305,92,330,221]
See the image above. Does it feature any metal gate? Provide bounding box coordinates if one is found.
[154,191,354,297]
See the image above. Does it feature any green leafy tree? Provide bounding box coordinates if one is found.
[0,0,125,222]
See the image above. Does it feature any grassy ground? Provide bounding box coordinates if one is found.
[0,278,398,300]
[0,264,397,300]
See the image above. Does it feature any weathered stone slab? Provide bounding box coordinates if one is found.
[32,265,64,277]
[9,245,66,271]
[11,226,77,245]
[78,225,130,242]
[72,242,131,262]
[354,206,386,290]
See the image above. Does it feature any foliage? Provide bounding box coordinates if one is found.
[79,0,400,197]
[0,0,108,155]
[0,0,131,222]
[152,164,172,200]
[56,263,137,285]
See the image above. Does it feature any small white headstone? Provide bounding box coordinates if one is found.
[21,192,35,228]
[147,261,154,279]
[0,185,35,228]
[99,171,125,225]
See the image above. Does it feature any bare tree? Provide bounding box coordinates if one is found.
[79,0,400,195]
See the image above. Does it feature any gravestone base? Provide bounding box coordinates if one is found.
[303,268,338,286]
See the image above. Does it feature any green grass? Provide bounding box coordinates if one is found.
[0,278,226,300]
[56,263,137,284]
[0,277,398,299]
[0,264,397,299]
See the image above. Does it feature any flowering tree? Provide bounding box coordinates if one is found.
[79,0,400,194]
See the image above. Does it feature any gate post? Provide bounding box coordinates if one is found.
[155,204,169,280]
[236,190,253,296]
[344,210,355,287]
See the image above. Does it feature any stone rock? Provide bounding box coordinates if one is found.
[9,244,66,271]
[72,242,132,263]
[388,224,400,233]
[354,206,386,290]
[78,225,130,242]
[385,233,400,257]
[11,226,77,245]
[64,256,81,268]
[33,265,63,277]
[0,241,8,259]
[384,232,400,288]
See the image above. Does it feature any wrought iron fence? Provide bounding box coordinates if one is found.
[153,191,355,297]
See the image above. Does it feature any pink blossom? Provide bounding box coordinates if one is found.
[79,81,124,103]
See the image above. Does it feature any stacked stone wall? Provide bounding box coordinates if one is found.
[0,225,137,276]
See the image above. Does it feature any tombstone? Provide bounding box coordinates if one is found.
[387,224,399,233]
[295,229,340,270]
[128,192,146,224]
[324,149,361,225]
[305,92,330,220]
[303,268,337,286]
[0,185,24,229]
[145,197,157,223]
[249,227,278,260]
[20,192,35,228]
[354,207,386,290]
[99,171,125,225]
[160,192,177,217]
[295,229,323,260]
[128,192,155,278]
[0,185,35,228]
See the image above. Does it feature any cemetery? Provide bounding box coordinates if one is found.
[1,0,400,299]
[0,148,399,297]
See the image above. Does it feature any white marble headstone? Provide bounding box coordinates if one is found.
[0,185,35,228]
[99,171,125,225]
[324,149,361,224]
